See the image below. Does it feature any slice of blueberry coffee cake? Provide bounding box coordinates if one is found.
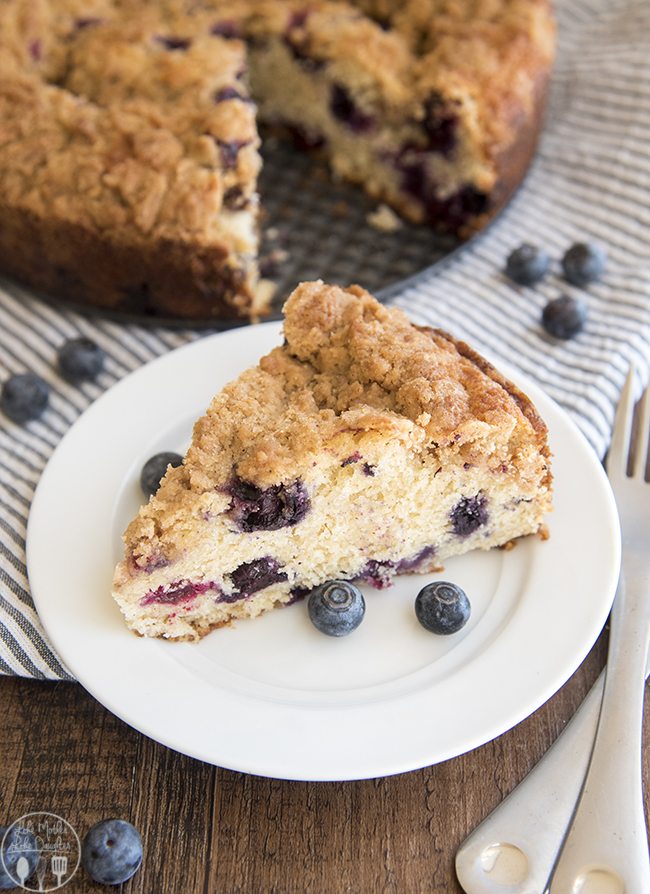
[112,280,552,641]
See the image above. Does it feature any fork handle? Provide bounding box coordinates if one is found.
[455,668,604,894]
[547,577,650,894]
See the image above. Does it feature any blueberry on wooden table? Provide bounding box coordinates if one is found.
[415,581,471,635]
[81,819,142,886]
[505,243,550,285]
[308,580,366,636]
[561,242,607,286]
[1,373,49,423]
[542,295,587,340]
[140,452,183,498]
[57,337,105,383]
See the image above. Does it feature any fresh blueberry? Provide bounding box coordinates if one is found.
[561,242,607,286]
[81,819,142,886]
[505,244,550,285]
[1,373,49,423]
[57,337,105,383]
[140,452,183,498]
[308,580,365,636]
[415,581,471,634]
[0,825,39,889]
[542,295,587,340]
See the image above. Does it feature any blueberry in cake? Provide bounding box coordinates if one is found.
[0,0,555,321]
[112,280,552,640]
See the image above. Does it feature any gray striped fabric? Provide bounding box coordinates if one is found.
[1,0,649,680]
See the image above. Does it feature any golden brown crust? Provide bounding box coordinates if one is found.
[482,66,550,231]
[419,324,553,490]
[0,203,255,319]
[132,615,233,641]
[123,280,553,557]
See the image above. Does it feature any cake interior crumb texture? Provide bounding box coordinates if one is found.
[0,0,555,320]
[112,281,553,641]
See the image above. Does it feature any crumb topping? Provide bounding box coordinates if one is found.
[125,280,550,554]
[0,0,553,248]
[0,6,260,250]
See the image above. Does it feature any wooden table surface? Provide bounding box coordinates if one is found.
[1,630,648,894]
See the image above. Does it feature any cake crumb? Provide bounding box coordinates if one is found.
[367,204,403,233]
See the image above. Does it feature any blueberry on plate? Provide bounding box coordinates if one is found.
[415,581,471,635]
[561,242,606,286]
[505,243,550,286]
[81,819,143,886]
[57,337,105,383]
[140,452,183,498]
[542,295,587,340]
[1,373,49,423]
[308,580,365,636]
[0,825,39,889]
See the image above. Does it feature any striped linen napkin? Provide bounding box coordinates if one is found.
[1,0,649,680]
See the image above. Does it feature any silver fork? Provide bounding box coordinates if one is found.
[456,369,650,894]
[546,370,650,893]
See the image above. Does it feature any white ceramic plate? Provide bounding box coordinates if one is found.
[27,323,620,781]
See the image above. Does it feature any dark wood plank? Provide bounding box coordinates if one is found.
[206,635,622,894]
[0,678,213,893]
[1,627,648,894]
[1,679,138,891]
[127,734,214,894]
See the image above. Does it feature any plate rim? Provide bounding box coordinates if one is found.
[26,321,621,780]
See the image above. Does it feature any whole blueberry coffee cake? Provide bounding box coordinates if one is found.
[112,281,553,640]
[0,0,554,320]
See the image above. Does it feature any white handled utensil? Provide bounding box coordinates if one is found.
[456,369,650,894]
[455,662,608,893]
[546,372,650,893]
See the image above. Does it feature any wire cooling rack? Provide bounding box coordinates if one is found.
[258,138,461,313]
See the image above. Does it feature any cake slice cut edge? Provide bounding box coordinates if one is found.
[112,280,552,641]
